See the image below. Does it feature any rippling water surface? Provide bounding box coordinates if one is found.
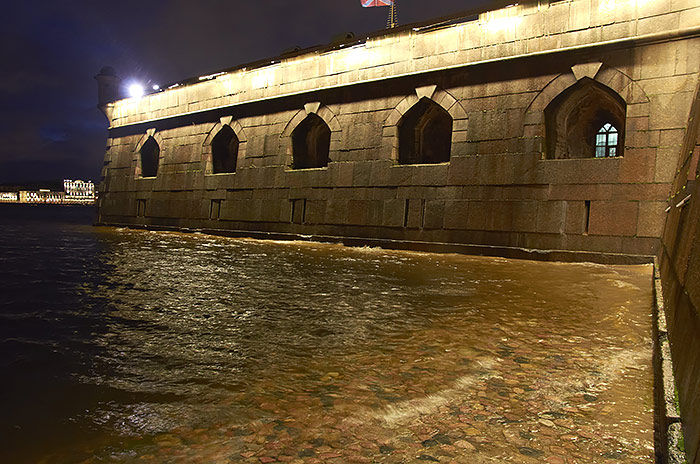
[0,204,654,463]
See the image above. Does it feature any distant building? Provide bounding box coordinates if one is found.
[18,190,64,204]
[42,189,65,204]
[0,192,18,202]
[64,179,96,203]
[19,190,41,203]
[1,180,97,205]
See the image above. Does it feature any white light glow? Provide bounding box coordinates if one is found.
[481,3,522,34]
[344,45,369,68]
[599,0,616,11]
[483,14,522,33]
[198,72,225,81]
[128,83,145,98]
[152,84,160,91]
[251,67,277,89]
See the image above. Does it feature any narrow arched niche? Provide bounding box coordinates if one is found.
[140,136,160,177]
[544,78,626,159]
[398,97,453,165]
[292,113,331,169]
[211,125,239,174]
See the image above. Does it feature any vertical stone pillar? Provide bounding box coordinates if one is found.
[95,66,121,120]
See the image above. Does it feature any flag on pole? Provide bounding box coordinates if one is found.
[361,0,393,7]
[361,0,397,28]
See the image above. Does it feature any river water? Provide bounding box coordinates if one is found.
[1,204,654,463]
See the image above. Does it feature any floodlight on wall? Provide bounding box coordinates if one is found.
[128,83,145,98]
[152,84,160,91]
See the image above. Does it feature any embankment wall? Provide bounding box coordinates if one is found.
[98,0,700,259]
[659,71,700,464]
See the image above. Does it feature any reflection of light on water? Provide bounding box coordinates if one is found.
[55,228,655,462]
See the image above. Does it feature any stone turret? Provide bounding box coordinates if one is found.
[95,66,121,120]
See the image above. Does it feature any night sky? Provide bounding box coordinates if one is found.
[0,0,490,185]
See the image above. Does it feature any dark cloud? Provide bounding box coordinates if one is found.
[0,0,488,184]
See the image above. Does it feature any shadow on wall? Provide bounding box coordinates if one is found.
[292,113,331,169]
[398,97,452,165]
[212,125,239,174]
[139,137,160,178]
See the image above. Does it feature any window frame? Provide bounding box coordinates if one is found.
[595,123,619,158]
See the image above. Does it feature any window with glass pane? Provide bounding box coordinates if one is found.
[595,123,619,158]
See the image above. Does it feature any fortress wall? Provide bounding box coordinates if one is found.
[659,71,700,464]
[98,0,700,254]
[107,0,700,127]
[100,26,700,256]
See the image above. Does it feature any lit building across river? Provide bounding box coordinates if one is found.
[64,180,96,203]
[0,180,97,205]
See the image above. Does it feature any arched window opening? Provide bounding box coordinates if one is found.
[140,136,160,177]
[398,97,452,165]
[292,113,331,169]
[595,123,619,158]
[544,78,625,159]
[212,125,239,174]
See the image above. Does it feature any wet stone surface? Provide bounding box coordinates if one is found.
[28,231,653,463]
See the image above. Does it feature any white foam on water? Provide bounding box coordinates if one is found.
[609,279,640,290]
[535,346,651,400]
[372,358,497,426]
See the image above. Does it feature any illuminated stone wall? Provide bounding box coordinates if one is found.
[659,71,700,464]
[99,0,700,259]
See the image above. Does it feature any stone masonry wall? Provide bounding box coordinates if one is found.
[659,70,700,464]
[99,0,700,259]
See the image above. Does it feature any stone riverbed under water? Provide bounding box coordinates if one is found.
[1,207,654,463]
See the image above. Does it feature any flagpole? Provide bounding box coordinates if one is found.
[387,1,397,28]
